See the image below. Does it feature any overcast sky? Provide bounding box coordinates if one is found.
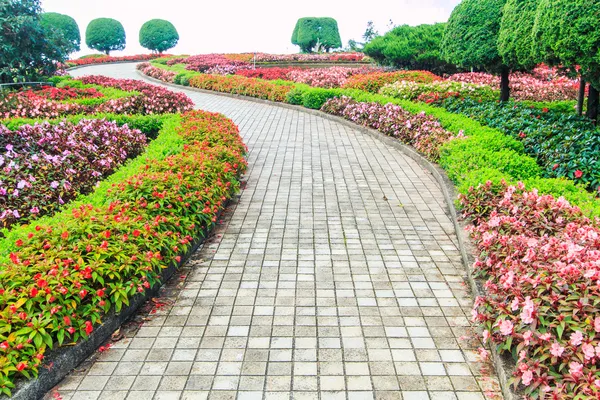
[41,0,461,57]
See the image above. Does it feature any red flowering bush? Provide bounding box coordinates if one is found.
[252,52,367,63]
[343,70,442,93]
[29,86,104,101]
[188,74,291,102]
[448,71,580,102]
[0,110,247,395]
[321,96,457,161]
[0,120,146,230]
[462,180,600,398]
[66,54,168,67]
[137,63,176,83]
[79,75,194,114]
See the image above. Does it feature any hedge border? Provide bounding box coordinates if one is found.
[138,69,518,399]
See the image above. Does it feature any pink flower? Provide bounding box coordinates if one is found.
[594,317,600,333]
[570,331,584,346]
[523,331,533,346]
[477,347,489,361]
[520,297,536,324]
[582,343,595,360]
[522,370,534,386]
[550,342,565,358]
[482,330,490,344]
[499,319,513,336]
[569,362,583,378]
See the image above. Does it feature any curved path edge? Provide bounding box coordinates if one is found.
[138,70,517,400]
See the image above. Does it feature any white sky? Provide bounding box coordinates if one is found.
[41,0,460,58]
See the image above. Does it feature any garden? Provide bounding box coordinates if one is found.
[134,32,600,400]
[0,73,247,395]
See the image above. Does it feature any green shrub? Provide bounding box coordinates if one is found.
[301,88,340,109]
[285,88,305,105]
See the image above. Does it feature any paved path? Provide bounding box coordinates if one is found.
[49,64,501,400]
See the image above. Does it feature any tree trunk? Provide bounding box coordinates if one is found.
[577,77,586,116]
[500,67,510,102]
[586,85,599,123]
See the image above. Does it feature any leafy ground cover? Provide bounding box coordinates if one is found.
[379,80,498,102]
[0,109,247,396]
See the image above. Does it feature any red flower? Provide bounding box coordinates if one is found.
[552,163,559,171]
[18,312,27,320]
[37,279,48,288]
[36,353,44,360]
[16,362,26,371]
[79,289,88,299]
[30,287,39,297]
[61,231,69,240]
[100,240,108,249]
[15,239,23,247]
[132,229,141,237]
[542,107,549,113]
[64,316,71,326]
[0,341,9,350]
[97,289,105,297]
[103,230,111,239]
[67,327,75,335]
[574,170,583,179]
[85,321,93,335]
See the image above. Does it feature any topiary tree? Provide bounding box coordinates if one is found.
[497,0,539,70]
[40,12,81,53]
[442,0,511,101]
[533,0,600,120]
[139,19,179,54]
[291,17,342,53]
[364,23,456,75]
[0,0,69,83]
[86,18,126,55]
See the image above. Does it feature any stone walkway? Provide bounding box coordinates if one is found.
[49,64,502,400]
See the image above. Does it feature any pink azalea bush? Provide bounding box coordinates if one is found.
[79,76,194,114]
[462,179,600,398]
[447,72,580,102]
[0,119,146,229]
[321,96,458,160]
[137,63,176,82]
[287,66,381,88]
[168,54,249,73]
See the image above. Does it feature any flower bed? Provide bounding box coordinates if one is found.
[188,74,292,102]
[252,52,367,63]
[343,70,442,93]
[1,77,193,119]
[448,72,580,102]
[168,54,250,73]
[0,110,247,395]
[66,54,168,67]
[0,119,146,230]
[438,97,600,192]
[321,96,457,160]
[379,80,498,102]
[462,180,600,399]
[287,66,380,88]
[236,67,299,80]
[137,63,176,83]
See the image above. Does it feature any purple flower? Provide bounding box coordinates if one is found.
[50,181,59,189]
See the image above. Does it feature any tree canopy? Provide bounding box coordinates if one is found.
[40,12,81,54]
[139,19,179,53]
[291,17,342,53]
[364,23,455,75]
[497,0,539,69]
[442,0,511,100]
[0,0,69,83]
[85,18,126,55]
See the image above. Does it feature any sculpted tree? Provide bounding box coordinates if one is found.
[139,19,179,54]
[86,18,126,55]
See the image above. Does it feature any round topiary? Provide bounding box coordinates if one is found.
[139,19,179,54]
[86,18,126,55]
[40,12,81,53]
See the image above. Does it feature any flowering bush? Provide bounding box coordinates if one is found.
[188,74,291,102]
[439,97,600,192]
[66,54,168,67]
[236,67,300,80]
[379,80,498,102]
[462,180,600,398]
[137,63,176,83]
[321,96,457,160]
[343,70,442,93]
[0,120,146,230]
[287,66,381,88]
[79,75,194,114]
[252,52,367,63]
[448,71,580,102]
[28,86,104,101]
[0,110,247,395]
